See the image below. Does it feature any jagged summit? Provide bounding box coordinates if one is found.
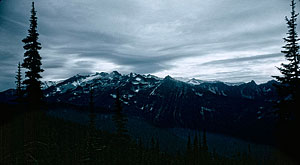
[110,71,122,77]
[163,75,175,81]
[43,71,275,88]
[38,72,280,102]
[248,80,257,85]
[35,71,279,131]
[40,71,277,106]
[0,71,279,135]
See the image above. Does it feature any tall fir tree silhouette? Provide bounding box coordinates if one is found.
[198,132,202,151]
[15,62,22,98]
[273,0,300,121]
[201,129,210,162]
[193,134,199,164]
[112,88,129,139]
[193,134,199,154]
[202,129,208,152]
[186,135,192,154]
[22,2,44,104]
[84,87,100,163]
[111,88,130,164]
[272,1,300,161]
[185,135,192,164]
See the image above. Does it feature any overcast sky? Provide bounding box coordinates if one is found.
[0,0,294,91]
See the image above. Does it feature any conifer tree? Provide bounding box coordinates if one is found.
[22,2,44,103]
[112,88,129,139]
[273,1,300,160]
[137,137,143,152]
[154,138,160,163]
[198,132,202,151]
[155,138,160,154]
[84,87,98,163]
[202,130,208,152]
[193,134,199,164]
[273,0,300,121]
[186,135,192,164]
[15,62,22,97]
[150,136,155,151]
[111,88,130,164]
[186,135,192,154]
[193,134,199,155]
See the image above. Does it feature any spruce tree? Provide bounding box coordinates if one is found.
[22,2,44,103]
[273,1,300,160]
[202,130,208,152]
[273,0,300,121]
[84,87,98,163]
[155,138,160,154]
[193,134,199,154]
[15,62,22,97]
[193,134,199,164]
[112,88,128,138]
[198,132,202,151]
[186,135,192,154]
[185,135,192,164]
[111,88,130,163]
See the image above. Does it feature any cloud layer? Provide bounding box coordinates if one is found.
[0,0,293,91]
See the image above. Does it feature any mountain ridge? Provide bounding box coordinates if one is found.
[42,71,277,125]
[0,71,279,144]
[40,71,275,89]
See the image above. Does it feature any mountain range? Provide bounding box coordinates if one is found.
[0,71,279,143]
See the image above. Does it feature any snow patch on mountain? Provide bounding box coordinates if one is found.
[42,81,57,89]
[208,86,218,94]
[110,94,117,98]
[186,78,205,85]
[201,107,215,112]
[150,84,161,96]
[135,77,142,81]
[221,90,227,96]
[81,74,102,83]
[200,107,215,120]
[56,87,61,92]
[195,92,203,97]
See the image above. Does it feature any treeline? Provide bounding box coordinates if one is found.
[0,102,295,164]
[1,82,294,164]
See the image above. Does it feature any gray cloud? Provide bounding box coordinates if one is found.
[0,0,292,91]
[202,53,283,66]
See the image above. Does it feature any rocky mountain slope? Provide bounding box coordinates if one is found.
[1,71,279,142]
[42,72,277,130]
